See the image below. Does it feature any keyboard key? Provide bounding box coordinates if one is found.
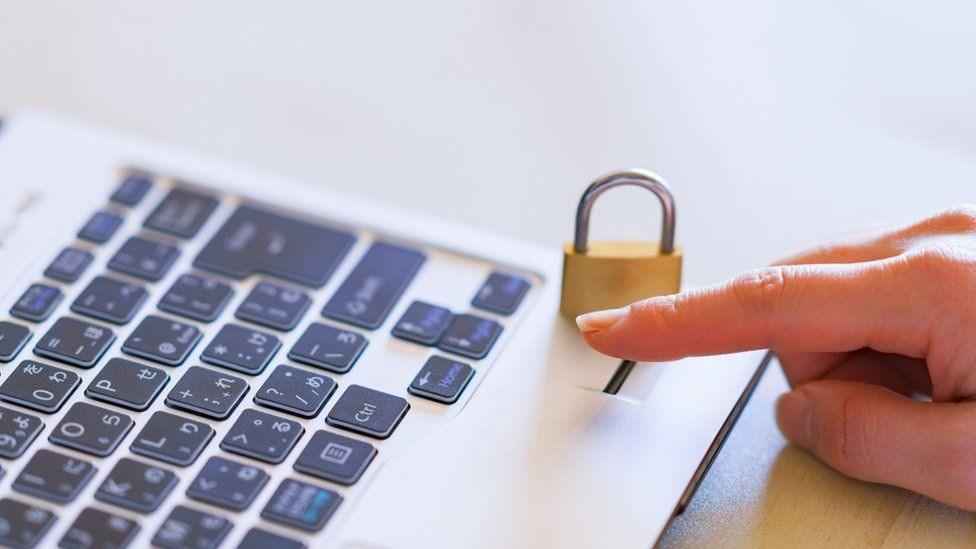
[49,402,134,457]
[10,283,63,322]
[110,172,153,206]
[261,478,342,533]
[391,300,452,345]
[201,323,280,375]
[294,430,376,485]
[78,210,123,244]
[0,406,44,459]
[144,187,219,239]
[0,360,80,413]
[130,411,213,466]
[121,315,202,366]
[60,507,140,549]
[235,281,311,331]
[108,236,180,281]
[194,205,356,287]
[408,355,475,404]
[34,317,115,368]
[326,385,409,439]
[165,366,248,419]
[472,271,530,315]
[158,273,233,322]
[254,364,336,418]
[323,241,426,329]
[0,498,57,549]
[95,458,177,513]
[85,357,169,411]
[437,313,503,359]
[288,322,367,374]
[238,528,306,549]
[44,247,94,283]
[70,276,148,324]
[13,449,96,504]
[152,505,231,549]
[0,321,31,362]
[186,456,269,511]
[220,408,304,464]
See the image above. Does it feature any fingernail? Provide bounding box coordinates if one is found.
[576,307,628,332]
[775,389,814,449]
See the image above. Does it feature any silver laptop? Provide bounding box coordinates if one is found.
[0,110,767,548]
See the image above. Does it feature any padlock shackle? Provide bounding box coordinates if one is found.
[573,169,676,255]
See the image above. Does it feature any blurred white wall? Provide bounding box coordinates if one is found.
[1,1,974,284]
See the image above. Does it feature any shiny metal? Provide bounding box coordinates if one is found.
[572,169,676,254]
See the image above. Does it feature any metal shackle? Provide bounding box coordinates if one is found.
[573,168,677,254]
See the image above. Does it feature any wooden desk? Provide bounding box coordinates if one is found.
[659,358,976,547]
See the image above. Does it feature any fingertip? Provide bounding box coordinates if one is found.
[775,389,814,449]
[575,307,628,333]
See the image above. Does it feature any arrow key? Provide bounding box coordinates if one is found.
[408,355,475,404]
[95,457,177,513]
[437,313,502,360]
[186,455,269,511]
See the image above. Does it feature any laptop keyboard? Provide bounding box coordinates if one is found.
[0,171,533,547]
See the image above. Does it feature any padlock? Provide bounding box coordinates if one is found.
[560,169,683,318]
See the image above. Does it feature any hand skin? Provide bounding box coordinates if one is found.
[576,206,976,511]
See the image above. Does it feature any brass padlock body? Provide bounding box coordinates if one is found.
[560,240,682,318]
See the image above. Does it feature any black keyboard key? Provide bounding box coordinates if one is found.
[472,271,530,315]
[95,458,177,513]
[158,273,233,322]
[220,408,303,464]
[0,321,31,362]
[34,317,115,368]
[391,300,452,345]
[130,411,213,466]
[60,507,140,549]
[437,313,502,359]
[165,366,248,420]
[326,385,409,439]
[288,322,367,374]
[152,505,231,549]
[108,236,180,282]
[49,402,134,457]
[186,456,269,511]
[0,498,57,549]
[70,276,148,324]
[10,283,63,322]
[0,360,80,413]
[201,324,280,375]
[235,281,311,331]
[85,357,169,411]
[0,406,44,459]
[110,172,153,206]
[408,355,475,404]
[144,188,219,239]
[194,205,356,287]
[323,241,426,329]
[238,528,306,549]
[294,430,376,485]
[254,365,336,418]
[261,478,342,533]
[78,211,123,244]
[44,247,94,283]
[13,449,96,504]
[121,315,202,366]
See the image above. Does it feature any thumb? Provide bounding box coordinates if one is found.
[776,379,976,510]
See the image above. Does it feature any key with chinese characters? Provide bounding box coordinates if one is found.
[238,528,307,549]
[70,276,148,325]
[408,355,475,404]
[95,457,177,513]
[10,283,63,322]
[261,478,343,533]
[288,322,367,374]
[13,449,96,504]
[165,366,249,420]
[0,360,80,413]
[130,411,213,466]
[437,313,503,359]
[152,505,231,549]
[391,300,453,345]
[45,246,94,284]
[471,271,530,315]
[254,364,336,418]
[0,321,31,362]
[78,210,123,244]
[326,385,410,439]
[60,507,140,549]
[294,430,377,485]
[34,317,115,368]
[85,357,169,411]
[235,280,311,331]
[110,172,153,206]
[0,498,57,549]
[143,187,219,239]
[0,406,44,459]
[108,236,180,281]
[201,323,280,375]
[220,408,304,464]
[158,273,233,322]
[121,315,202,366]
[49,402,134,457]
[186,455,269,511]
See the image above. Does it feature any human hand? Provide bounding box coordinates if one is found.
[576,206,976,510]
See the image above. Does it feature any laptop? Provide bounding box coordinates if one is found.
[0,109,768,548]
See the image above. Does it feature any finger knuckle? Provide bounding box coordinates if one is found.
[815,391,879,477]
[934,204,976,231]
[903,246,976,288]
[729,266,789,322]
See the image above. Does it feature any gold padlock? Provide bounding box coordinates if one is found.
[560,169,683,318]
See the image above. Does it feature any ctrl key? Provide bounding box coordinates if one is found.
[261,478,342,533]
[0,498,57,549]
